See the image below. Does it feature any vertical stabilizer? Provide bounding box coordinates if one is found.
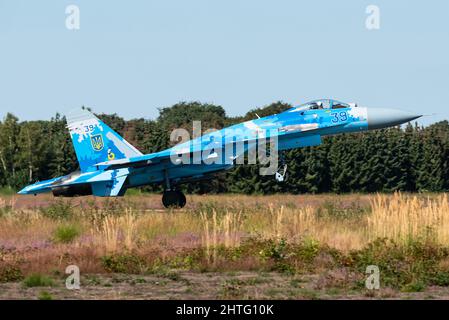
[66,108,142,172]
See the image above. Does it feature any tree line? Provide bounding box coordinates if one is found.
[1,101,448,194]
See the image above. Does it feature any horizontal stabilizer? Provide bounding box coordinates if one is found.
[92,176,127,197]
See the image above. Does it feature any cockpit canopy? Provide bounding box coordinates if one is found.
[294,99,350,111]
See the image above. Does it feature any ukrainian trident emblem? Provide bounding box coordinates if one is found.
[90,134,104,152]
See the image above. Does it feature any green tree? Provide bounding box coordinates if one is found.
[0,114,21,187]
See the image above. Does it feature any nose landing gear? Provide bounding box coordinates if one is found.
[275,152,288,182]
[275,164,288,182]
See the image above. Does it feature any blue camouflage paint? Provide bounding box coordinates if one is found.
[18,99,420,197]
[65,108,142,172]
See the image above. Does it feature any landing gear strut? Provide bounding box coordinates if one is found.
[162,190,186,208]
[162,169,186,208]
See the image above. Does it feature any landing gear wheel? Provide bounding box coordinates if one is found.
[175,190,186,208]
[275,164,288,182]
[162,190,186,208]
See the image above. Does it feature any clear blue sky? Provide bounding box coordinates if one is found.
[0,0,448,125]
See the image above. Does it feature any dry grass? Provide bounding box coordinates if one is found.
[93,209,138,252]
[367,193,449,244]
[200,210,243,263]
[0,193,449,275]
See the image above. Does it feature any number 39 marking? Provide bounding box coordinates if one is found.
[331,111,348,123]
[84,125,95,133]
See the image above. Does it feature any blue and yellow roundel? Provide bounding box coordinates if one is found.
[90,134,104,152]
[107,149,116,160]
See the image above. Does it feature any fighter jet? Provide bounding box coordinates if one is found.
[18,99,421,207]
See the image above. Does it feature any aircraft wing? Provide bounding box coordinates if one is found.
[94,149,179,170]
[94,145,241,171]
[94,122,346,171]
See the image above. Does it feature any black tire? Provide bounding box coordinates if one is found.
[175,190,187,208]
[162,190,186,208]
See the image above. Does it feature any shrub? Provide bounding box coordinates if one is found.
[41,199,73,220]
[38,291,53,300]
[430,272,449,286]
[348,238,449,289]
[101,254,146,274]
[0,265,24,283]
[296,238,321,263]
[53,225,80,244]
[259,238,289,261]
[22,274,55,288]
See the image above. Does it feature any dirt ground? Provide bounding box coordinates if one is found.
[1,271,449,300]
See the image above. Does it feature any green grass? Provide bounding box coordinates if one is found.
[52,224,80,243]
[144,236,449,292]
[38,291,53,300]
[401,281,426,293]
[219,280,245,298]
[41,199,74,220]
[22,274,55,288]
[297,288,320,300]
[124,188,146,196]
[0,187,16,195]
[290,278,304,288]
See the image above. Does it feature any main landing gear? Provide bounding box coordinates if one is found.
[162,190,186,208]
[162,170,186,208]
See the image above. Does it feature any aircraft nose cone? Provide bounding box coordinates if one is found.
[367,108,422,130]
